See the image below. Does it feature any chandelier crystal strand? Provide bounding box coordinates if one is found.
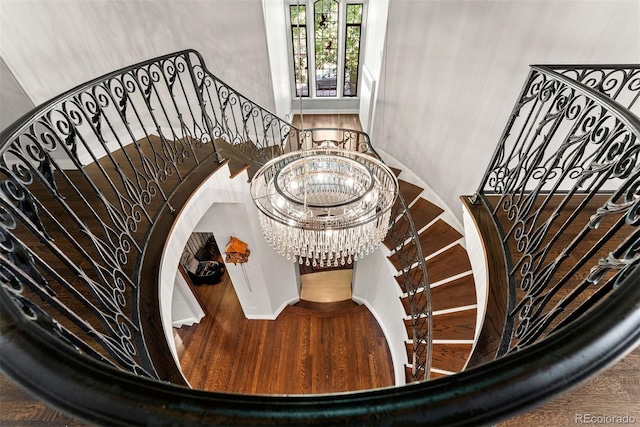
[251,148,398,264]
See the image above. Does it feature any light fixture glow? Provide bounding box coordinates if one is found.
[250,147,398,267]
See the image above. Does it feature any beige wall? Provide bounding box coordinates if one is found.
[372,0,640,219]
[0,0,274,110]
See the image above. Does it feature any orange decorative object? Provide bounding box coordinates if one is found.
[224,236,250,264]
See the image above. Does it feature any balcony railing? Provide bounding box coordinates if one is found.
[0,49,296,382]
[472,65,640,358]
[1,51,639,425]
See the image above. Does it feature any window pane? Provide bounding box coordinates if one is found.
[346,3,362,24]
[314,0,338,97]
[290,5,308,97]
[344,4,362,96]
[291,4,306,25]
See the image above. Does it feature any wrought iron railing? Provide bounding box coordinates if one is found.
[0,49,295,381]
[472,65,640,355]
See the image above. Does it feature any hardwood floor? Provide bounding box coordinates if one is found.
[299,270,353,303]
[501,346,640,426]
[178,272,395,394]
[291,113,362,131]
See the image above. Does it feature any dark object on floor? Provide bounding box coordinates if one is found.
[189,260,225,285]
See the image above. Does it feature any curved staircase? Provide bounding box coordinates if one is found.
[219,129,479,384]
[3,50,639,426]
[383,167,477,381]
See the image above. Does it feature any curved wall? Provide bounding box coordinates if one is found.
[161,161,416,386]
[159,164,298,366]
[352,248,408,386]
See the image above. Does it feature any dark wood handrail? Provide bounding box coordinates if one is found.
[461,196,512,367]
[2,265,638,426]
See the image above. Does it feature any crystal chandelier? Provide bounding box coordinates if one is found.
[250,147,398,267]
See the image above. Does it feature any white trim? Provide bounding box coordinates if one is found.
[171,270,205,328]
[404,304,477,320]
[432,305,477,316]
[432,339,475,345]
[245,296,300,320]
[430,368,456,375]
[429,271,474,289]
[423,239,465,262]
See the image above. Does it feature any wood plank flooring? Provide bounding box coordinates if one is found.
[299,270,353,303]
[178,272,394,394]
[292,114,362,131]
[501,346,640,426]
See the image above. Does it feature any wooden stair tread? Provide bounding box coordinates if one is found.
[395,245,472,292]
[224,158,250,178]
[389,167,402,177]
[404,309,477,340]
[388,219,462,270]
[289,300,366,318]
[431,343,472,372]
[399,274,476,315]
[405,343,472,372]
[433,310,477,340]
[405,366,420,383]
[294,299,359,311]
[430,275,477,312]
[426,244,472,284]
[409,198,444,232]
[403,367,450,384]
[384,198,444,250]
[418,219,463,256]
[426,371,448,379]
[400,292,428,317]
[214,138,267,179]
[394,179,423,211]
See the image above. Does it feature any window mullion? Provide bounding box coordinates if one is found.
[306,1,316,98]
[336,0,346,99]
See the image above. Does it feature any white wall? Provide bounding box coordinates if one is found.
[0,0,275,110]
[171,270,205,328]
[372,0,640,222]
[263,0,293,120]
[159,164,298,365]
[0,57,35,132]
[352,248,408,386]
[359,0,389,133]
[194,202,299,319]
